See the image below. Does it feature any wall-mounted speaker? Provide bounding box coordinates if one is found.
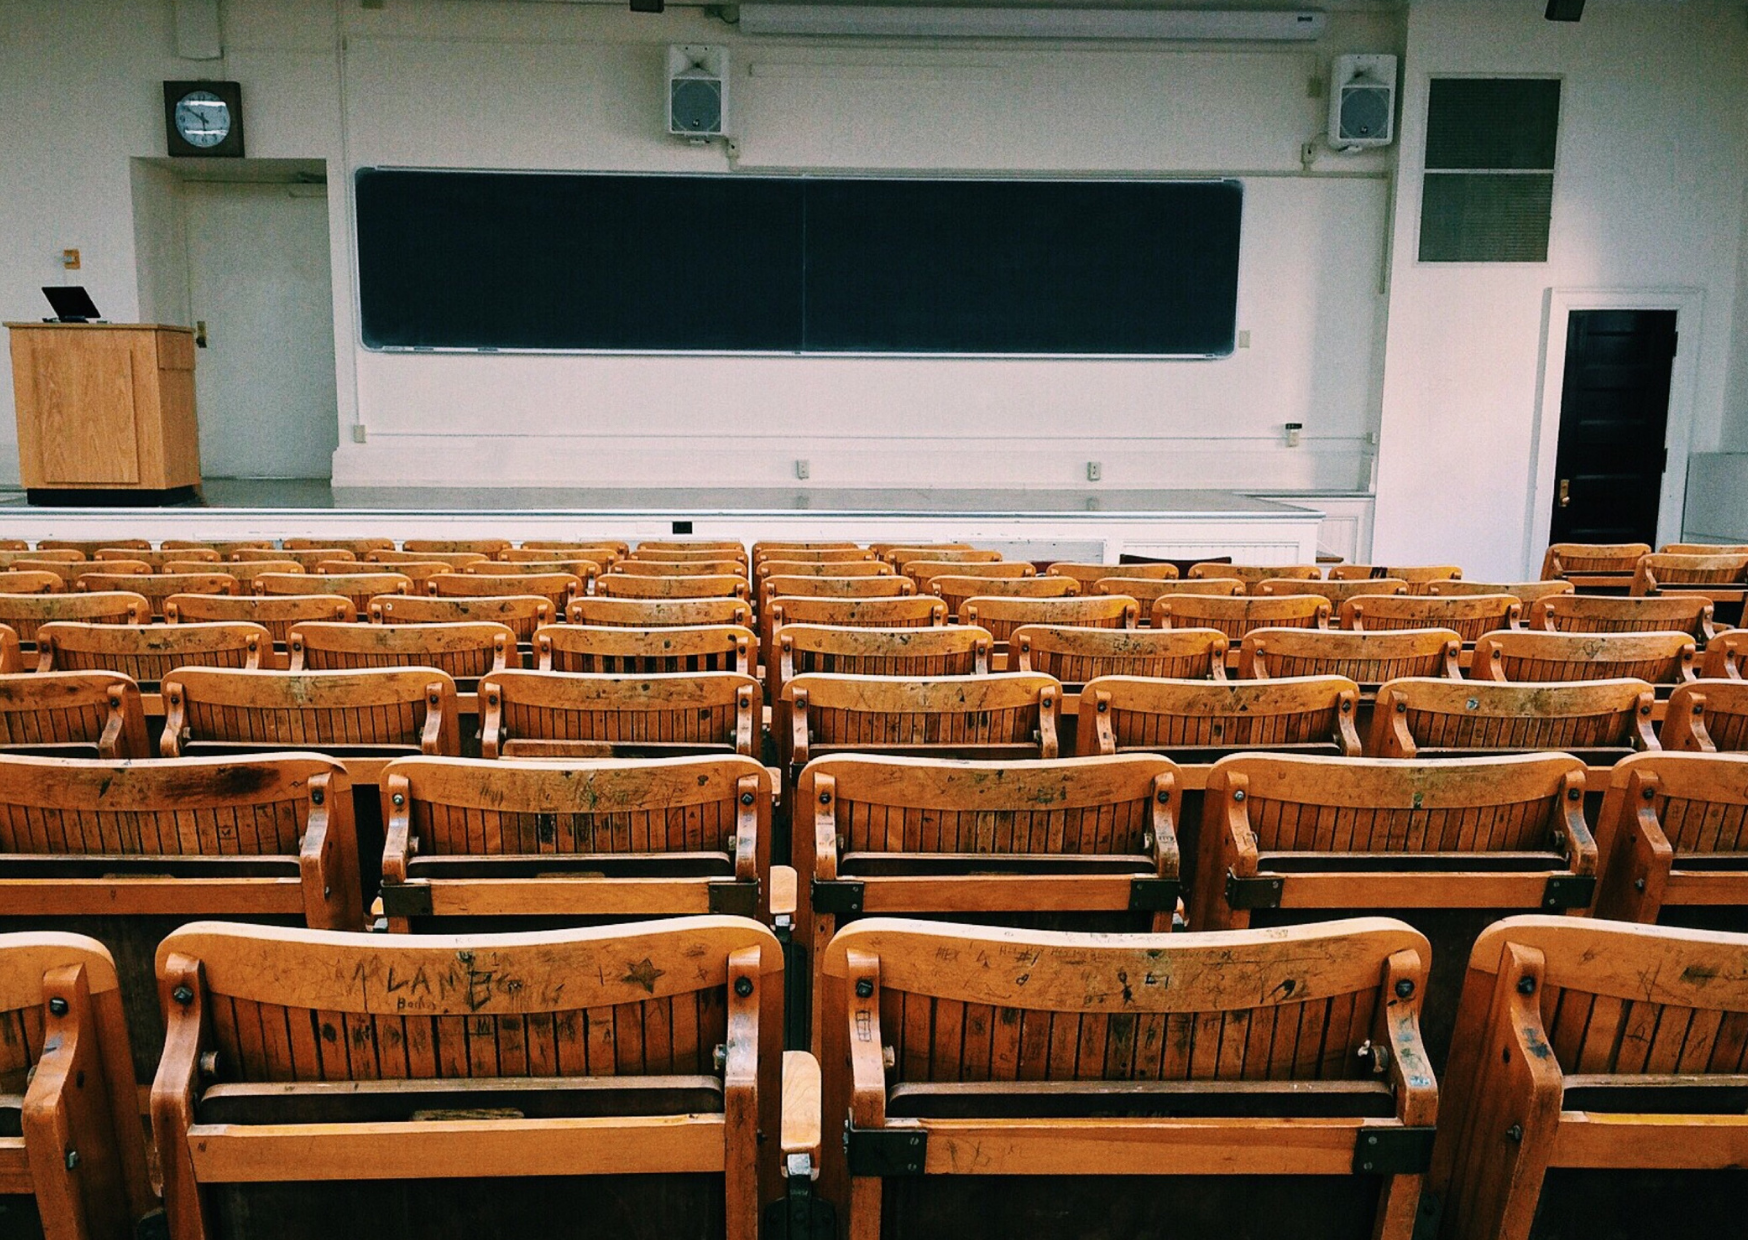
[1328,53,1397,150]
[667,45,729,138]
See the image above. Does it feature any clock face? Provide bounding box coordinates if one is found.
[174,91,232,149]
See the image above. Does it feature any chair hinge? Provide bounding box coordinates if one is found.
[846,1125,927,1176]
[1541,873,1596,911]
[708,879,760,917]
[811,878,866,915]
[1352,1125,1436,1176]
[378,883,432,917]
[1128,876,1181,913]
[1224,870,1284,910]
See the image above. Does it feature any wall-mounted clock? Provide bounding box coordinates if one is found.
[163,80,245,157]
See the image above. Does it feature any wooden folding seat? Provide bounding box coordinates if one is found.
[867,541,971,555]
[598,573,750,600]
[568,595,751,629]
[633,548,751,566]
[478,670,759,760]
[817,917,1437,1240]
[322,557,450,593]
[775,625,991,707]
[757,559,891,583]
[1429,916,1748,1240]
[751,545,867,568]
[168,593,353,648]
[537,623,754,675]
[0,753,361,1071]
[616,559,749,579]
[83,572,237,620]
[378,593,553,643]
[931,574,1076,623]
[1014,624,1227,688]
[882,547,1000,570]
[366,548,490,568]
[1341,592,1521,642]
[428,570,581,622]
[0,592,148,648]
[161,668,462,764]
[1530,591,1715,642]
[98,547,218,569]
[234,546,357,570]
[0,550,82,569]
[1193,753,1597,1062]
[1046,561,1177,594]
[36,621,268,686]
[763,594,940,689]
[1188,562,1320,591]
[28,559,148,588]
[1591,751,1748,924]
[1371,677,1657,760]
[161,539,274,556]
[0,932,156,1237]
[902,560,1031,597]
[0,627,19,675]
[761,574,912,604]
[1429,578,1574,603]
[1540,540,1651,587]
[794,754,1182,1044]
[0,541,23,553]
[0,672,149,759]
[1241,627,1462,691]
[1663,542,1748,554]
[1633,551,1748,601]
[1095,576,1244,618]
[520,538,631,555]
[37,539,148,556]
[1661,679,1748,751]
[0,570,64,595]
[289,621,516,683]
[169,558,303,588]
[1471,629,1696,687]
[501,546,619,569]
[401,538,513,557]
[637,539,746,551]
[1155,592,1330,640]
[153,918,790,1240]
[1257,577,1409,605]
[1702,626,1748,677]
[1077,675,1361,761]
[282,536,393,554]
[958,596,1137,652]
[379,755,772,927]
[1328,563,1462,587]
[464,558,602,585]
[780,673,1061,785]
[257,570,409,620]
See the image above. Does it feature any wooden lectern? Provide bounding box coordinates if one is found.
[6,323,202,505]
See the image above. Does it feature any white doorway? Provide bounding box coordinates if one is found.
[183,180,338,478]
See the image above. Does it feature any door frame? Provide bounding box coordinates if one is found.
[1527,286,1705,569]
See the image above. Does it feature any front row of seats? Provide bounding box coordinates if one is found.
[4,914,1746,1240]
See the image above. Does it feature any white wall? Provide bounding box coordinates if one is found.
[1371,0,1748,579]
[1728,174,1748,445]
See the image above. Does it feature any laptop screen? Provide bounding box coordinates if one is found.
[41,286,101,321]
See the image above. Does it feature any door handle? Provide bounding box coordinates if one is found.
[1558,479,1570,508]
[195,320,208,348]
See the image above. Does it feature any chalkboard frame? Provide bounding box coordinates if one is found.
[354,167,1243,360]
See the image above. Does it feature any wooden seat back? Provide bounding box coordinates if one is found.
[616,559,749,578]
[794,754,1182,1048]
[428,570,581,619]
[763,595,939,687]
[0,626,19,674]
[1428,578,1574,602]
[959,594,1134,646]
[366,548,491,568]
[289,620,515,680]
[478,670,760,760]
[597,573,751,600]
[537,623,754,675]
[0,570,65,595]
[902,560,1031,596]
[0,932,155,1236]
[1328,563,1463,585]
[1045,561,1177,593]
[0,591,147,646]
[4,549,84,563]
[379,755,773,926]
[1078,675,1361,761]
[1155,593,1330,640]
[881,547,998,569]
[1540,541,1650,580]
[751,546,868,568]
[234,547,358,570]
[464,558,602,585]
[326,558,450,591]
[1257,577,1409,604]
[1531,592,1716,641]
[160,540,274,556]
[867,542,972,555]
[776,626,991,708]
[1702,626,1748,677]
[1370,677,1657,759]
[817,917,1435,1237]
[282,537,394,554]
[1593,751,1748,922]
[153,918,785,1240]
[1095,576,1244,614]
[1661,679,1748,751]
[258,571,407,619]
[167,593,353,646]
[401,538,513,557]
[24,560,146,589]
[1015,624,1226,686]
[1340,593,1521,641]
[36,621,267,685]
[96,547,219,570]
[760,575,913,604]
[0,671,149,759]
[161,667,461,760]
[170,558,303,588]
[1633,552,1748,596]
[82,571,235,618]
[500,546,619,569]
[1432,916,1748,1240]
[1471,629,1697,685]
[377,593,552,642]
[38,539,148,556]
[1188,562,1320,592]
[520,538,631,556]
[567,595,751,629]
[931,574,1075,623]
[781,672,1061,776]
[1241,626,1462,686]
[635,539,747,555]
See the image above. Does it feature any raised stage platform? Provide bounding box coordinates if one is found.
[0,481,1326,561]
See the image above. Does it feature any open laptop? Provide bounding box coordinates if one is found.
[41,286,102,323]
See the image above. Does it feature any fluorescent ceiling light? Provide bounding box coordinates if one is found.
[736,6,1328,40]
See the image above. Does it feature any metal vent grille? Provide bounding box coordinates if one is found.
[1419,78,1560,263]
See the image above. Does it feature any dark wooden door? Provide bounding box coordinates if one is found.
[1549,309,1677,544]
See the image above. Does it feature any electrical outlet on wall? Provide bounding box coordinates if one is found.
[795,459,810,480]
[351,425,367,443]
[1086,461,1102,482]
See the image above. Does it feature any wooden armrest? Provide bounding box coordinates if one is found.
[770,865,799,919]
[781,1050,822,1164]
